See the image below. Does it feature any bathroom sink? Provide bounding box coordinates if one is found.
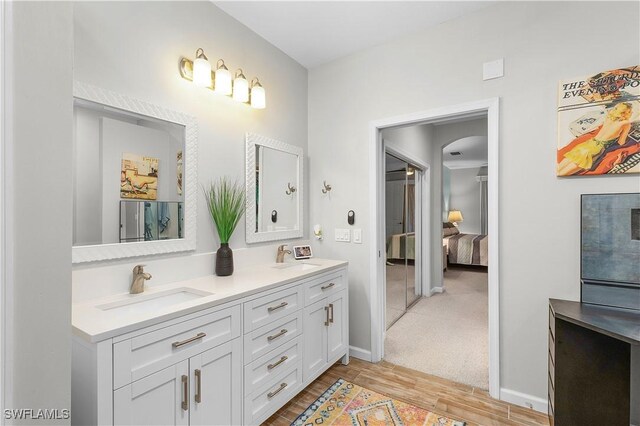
[272,262,321,271]
[96,287,213,315]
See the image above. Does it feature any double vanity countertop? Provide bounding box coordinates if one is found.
[73,258,347,343]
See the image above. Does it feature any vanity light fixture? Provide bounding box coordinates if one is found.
[233,69,249,103]
[250,78,266,109]
[214,59,232,95]
[179,51,266,108]
[192,48,212,87]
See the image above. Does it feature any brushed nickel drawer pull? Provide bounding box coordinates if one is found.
[194,369,202,403]
[329,303,334,324]
[181,375,189,411]
[267,382,288,399]
[172,332,206,348]
[324,306,330,326]
[268,301,288,312]
[267,329,288,341]
[321,282,335,290]
[267,355,288,371]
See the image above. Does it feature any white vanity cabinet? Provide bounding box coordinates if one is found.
[72,262,348,426]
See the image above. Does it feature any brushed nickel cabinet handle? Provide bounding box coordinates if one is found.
[268,301,288,312]
[172,332,206,348]
[267,329,288,341]
[181,375,189,411]
[194,369,202,403]
[329,303,334,324]
[267,382,288,399]
[321,282,335,290]
[267,355,288,371]
[324,306,330,326]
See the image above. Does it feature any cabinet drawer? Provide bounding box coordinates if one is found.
[244,311,303,364]
[243,286,304,333]
[244,336,302,397]
[304,271,345,306]
[113,305,241,389]
[244,361,303,425]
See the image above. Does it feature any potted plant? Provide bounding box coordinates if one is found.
[204,178,246,276]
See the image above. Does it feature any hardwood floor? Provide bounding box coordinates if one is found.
[263,358,549,426]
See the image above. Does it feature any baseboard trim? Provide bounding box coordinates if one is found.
[349,345,372,362]
[500,388,547,413]
[430,286,443,296]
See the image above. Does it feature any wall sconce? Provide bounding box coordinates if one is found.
[233,69,249,103]
[179,50,266,109]
[192,48,212,87]
[285,182,296,195]
[250,78,266,109]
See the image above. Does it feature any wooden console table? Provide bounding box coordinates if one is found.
[548,299,639,426]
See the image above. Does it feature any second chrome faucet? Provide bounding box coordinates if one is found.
[276,245,292,263]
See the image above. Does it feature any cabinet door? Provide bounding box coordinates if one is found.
[189,338,242,426]
[327,291,348,361]
[303,299,329,382]
[114,360,189,426]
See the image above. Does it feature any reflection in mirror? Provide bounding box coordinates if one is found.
[246,133,303,243]
[71,82,196,263]
[255,145,299,233]
[120,201,183,242]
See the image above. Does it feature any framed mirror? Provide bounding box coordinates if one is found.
[245,133,303,243]
[72,82,197,263]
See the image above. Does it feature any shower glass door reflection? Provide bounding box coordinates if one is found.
[385,153,421,330]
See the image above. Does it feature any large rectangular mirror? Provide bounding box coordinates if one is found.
[245,133,303,243]
[72,82,197,263]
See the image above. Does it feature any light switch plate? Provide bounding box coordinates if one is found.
[334,228,351,242]
[353,229,362,244]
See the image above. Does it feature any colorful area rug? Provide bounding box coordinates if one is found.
[292,378,466,426]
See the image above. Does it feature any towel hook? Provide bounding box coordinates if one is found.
[322,181,332,194]
[285,182,297,195]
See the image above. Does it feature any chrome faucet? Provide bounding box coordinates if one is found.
[130,265,152,294]
[276,245,292,263]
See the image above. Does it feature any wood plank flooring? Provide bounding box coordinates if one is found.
[263,358,549,426]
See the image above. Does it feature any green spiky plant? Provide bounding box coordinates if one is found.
[203,178,246,244]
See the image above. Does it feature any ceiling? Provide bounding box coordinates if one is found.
[214,1,495,69]
[442,135,488,169]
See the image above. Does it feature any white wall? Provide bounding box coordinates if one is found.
[308,0,639,406]
[449,167,482,235]
[72,2,308,298]
[4,1,73,422]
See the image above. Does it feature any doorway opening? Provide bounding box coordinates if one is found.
[369,98,500,398]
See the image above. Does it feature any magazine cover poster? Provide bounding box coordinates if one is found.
[557,66,640,176]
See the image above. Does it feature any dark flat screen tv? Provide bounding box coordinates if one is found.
[581,193,640,311]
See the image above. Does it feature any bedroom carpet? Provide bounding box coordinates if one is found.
[384,266,489,389]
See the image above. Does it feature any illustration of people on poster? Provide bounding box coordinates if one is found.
[557,66,640,176]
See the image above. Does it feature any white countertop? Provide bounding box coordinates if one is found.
[72,258,347,343]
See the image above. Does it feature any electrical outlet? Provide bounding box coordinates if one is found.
[353,229,362,244]
[334,228,351,242]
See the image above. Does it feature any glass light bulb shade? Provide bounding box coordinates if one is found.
[192,57,212,87]
[233,76,249,103]
[214,68,232,95]
[251,85,266,109]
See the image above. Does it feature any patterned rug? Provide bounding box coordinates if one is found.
[291,378,466,426]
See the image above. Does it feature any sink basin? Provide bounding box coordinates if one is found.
[96,287,213,315]
[272,262,321,271]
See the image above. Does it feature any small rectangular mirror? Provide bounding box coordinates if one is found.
[72,82,196,263]
[246,133,303,243]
